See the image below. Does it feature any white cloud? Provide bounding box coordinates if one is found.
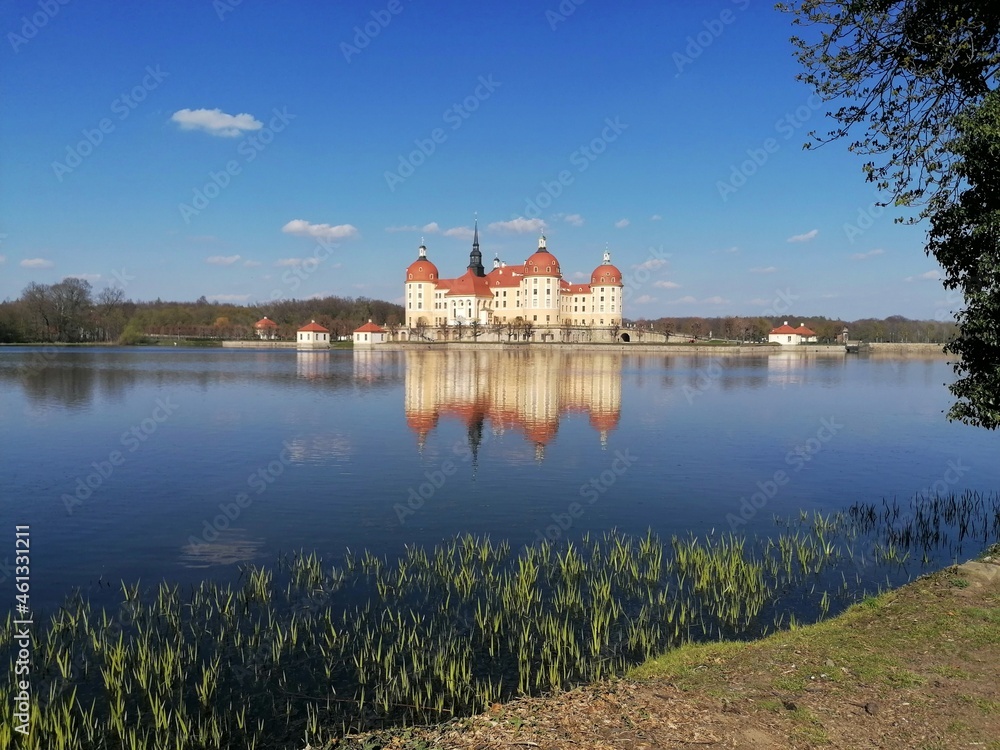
[904,270,941,282]
[282,219,359,242]
[207,293,250,302]
[487,217,546,234]
[571,271,587,281]
[667,295,727,305]
[725,246,740,253]
[206,254,241,266]
[850,248,885,260]
[422,222,441,233]
[0,255,6,264]
[275,258,304,267]
[171,108,262,137]
[614,218,630,229]
[749,297,771,306]
[443,226,475,240]
[564,214,584,227]
[20,258,53,269]
[634,258,667,271]
[634,295,656,304]
[243,260,262,267]
[787,229,819,243]
[650,214,662,221]
[750,266,777,274]
[653,280,680,289]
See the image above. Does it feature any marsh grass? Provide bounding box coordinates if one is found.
[1,492,997,749]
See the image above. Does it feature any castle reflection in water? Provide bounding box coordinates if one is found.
[401,349,621,461]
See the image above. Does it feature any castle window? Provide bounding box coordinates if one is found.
[600,296,605,302]
[547,266,551,273]
[408,274,412,279]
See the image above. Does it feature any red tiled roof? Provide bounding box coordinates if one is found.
[254,317,278,328]
[591,264,623,286]
[445,269,494,297]
[523,250,561,277]
[487,267,522,287]
[298,321,330,333]
[770,323,817,336]
[354,321,386,333]
[406,258,439,282]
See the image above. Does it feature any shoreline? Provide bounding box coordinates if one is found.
[225,340,949,356]
[341,549,1000,749]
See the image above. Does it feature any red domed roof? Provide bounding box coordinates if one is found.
[254,316,278,329]
[406,258,439,282]
[523,250,561,277]
[591,264,623,286]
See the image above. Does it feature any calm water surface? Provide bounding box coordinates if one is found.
[2,347,998,611]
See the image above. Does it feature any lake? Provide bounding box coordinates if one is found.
[2,346,998,612]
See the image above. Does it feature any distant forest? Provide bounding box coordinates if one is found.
[0,277,958,345]
[0,278,405,343]
[629,315,958,344]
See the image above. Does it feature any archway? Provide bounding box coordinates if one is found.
[620,332,631,342]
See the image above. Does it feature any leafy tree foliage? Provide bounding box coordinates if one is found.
[779,0,1000,428]
[777,0,1000,215]
[926,90,1000,428]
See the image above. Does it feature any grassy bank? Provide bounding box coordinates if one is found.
[342,548,1000,749]
[2,495,997,749]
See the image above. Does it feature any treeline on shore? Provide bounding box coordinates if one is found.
[0,277,958,345]
[629,314,958,344]
[0,278,405,344]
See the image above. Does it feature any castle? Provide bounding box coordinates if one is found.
[404,223,624,339]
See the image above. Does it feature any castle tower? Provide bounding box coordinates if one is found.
[404,242,439,330]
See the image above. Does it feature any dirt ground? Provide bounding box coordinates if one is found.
[335,551,1000,750]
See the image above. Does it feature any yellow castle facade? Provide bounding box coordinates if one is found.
[403,348,622,460]
[404,226,624,338]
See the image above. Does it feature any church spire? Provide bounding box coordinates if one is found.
[467,216,485,276]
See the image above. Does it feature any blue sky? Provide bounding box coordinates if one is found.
[1,0,952,320]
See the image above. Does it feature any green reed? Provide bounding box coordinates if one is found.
[2,492,998,749]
